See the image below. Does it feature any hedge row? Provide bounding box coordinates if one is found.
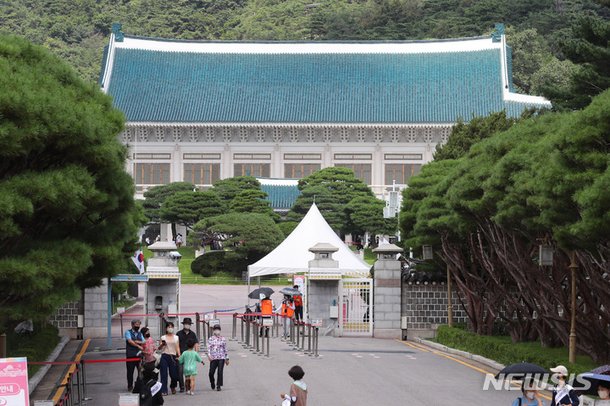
[435,326,594,376]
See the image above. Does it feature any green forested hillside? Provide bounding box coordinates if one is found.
[1,0,608,108]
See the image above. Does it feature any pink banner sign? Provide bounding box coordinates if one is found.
[0,357,29,406]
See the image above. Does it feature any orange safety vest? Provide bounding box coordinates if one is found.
[261,299,273,316]
[282,302,295,318]
[294,295,303,307]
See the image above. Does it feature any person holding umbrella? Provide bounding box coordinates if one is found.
[597,382,610,404]
[512,379,545,406]
[292,285,304,323]
[550,365,580,405]
[579,370,610,405]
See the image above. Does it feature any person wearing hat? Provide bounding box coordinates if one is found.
[207,325,229,391]
[176,317,198,393]
[550,365,580,405]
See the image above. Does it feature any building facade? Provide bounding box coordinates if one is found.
[100,24,550,198]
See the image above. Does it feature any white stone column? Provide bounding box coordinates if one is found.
[172,144,182,182]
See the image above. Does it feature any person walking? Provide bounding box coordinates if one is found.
[159,322,181,396]
[293,286,303,323]
[178,338,204,395]
[125,319,145,392]
[140,327,158,368]
[550,365,580,405]
[280,365,307,406]
[176,317,198,393]
[207,325,229,391]
[512,379,545,406]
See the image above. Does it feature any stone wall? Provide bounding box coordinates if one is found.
[401,282,468,339]
[49,301,80,339]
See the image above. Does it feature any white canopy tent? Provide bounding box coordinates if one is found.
[248,203,371,278]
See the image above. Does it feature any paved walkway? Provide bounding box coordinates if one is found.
[65,285,521,405]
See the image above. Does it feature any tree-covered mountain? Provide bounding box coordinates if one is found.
[1,0,608,108]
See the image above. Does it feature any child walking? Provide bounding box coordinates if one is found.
[178,338,204,395]
[280,365,307,406]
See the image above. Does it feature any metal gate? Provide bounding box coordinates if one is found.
[339,278,373,336]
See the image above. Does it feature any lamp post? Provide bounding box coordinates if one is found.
[447,265,453,328]
[569,251,578,364]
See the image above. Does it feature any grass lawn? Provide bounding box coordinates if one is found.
[363,248,376,265]
[436,325,599,376]
[143,246,291,285]
[112,298,136,315]
[7,323,60,376]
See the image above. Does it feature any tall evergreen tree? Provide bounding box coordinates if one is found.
[0,36,140,327]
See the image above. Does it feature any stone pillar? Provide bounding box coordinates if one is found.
[372,243,403,339]
[83,279,109,339]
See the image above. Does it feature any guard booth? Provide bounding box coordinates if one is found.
[144,240,182,335]
[307,243,374,337]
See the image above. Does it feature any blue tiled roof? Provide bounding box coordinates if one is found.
[104,41,549,123]
[260,184,301,210]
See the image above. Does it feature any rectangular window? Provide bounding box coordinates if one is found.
[233,153,271,160]
[133,163,170,185]
[234,163,270,177]
[335,163,372,185]
[284,153,322,160]
[183,163,221,185]
[183,153,221,160]
[384,153,423,160]
[284,163,321,179]
[133,153,172,160]
[334,153,373,160]
[385,164,422,185]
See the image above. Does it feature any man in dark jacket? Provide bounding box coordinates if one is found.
[176,317,198,393]
[139,364,164,406]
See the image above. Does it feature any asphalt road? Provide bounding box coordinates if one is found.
[81,284,522,405]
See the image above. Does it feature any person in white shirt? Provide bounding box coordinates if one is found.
[158,322,181,396]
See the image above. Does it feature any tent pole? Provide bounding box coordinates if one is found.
[258,276,261,289]
[247,275,251,308]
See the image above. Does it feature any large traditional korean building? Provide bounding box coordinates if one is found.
[100,24,550,199]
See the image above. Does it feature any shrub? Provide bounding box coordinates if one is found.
[436,326,593,375]
[191,251,225,277]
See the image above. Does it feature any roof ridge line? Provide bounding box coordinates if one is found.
[120,34,491,45]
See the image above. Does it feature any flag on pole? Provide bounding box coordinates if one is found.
[131,250,145,274]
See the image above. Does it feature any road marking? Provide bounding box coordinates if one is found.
[399,340,430,353]
[395,340,552,402]
[52,338,91,404]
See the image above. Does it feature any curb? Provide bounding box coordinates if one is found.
[414,337,506,372]
[29,335,70,395]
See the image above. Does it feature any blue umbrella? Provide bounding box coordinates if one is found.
[578,373,610,396]
[591,365,610,375]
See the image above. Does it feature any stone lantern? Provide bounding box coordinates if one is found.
[145,240,182,335]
